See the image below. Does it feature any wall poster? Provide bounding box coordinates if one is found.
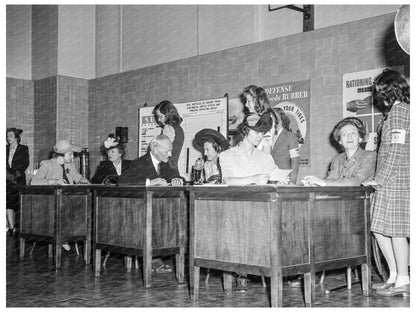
[227,81,310,165]
[342,66,404,151]
[138,96,228,181]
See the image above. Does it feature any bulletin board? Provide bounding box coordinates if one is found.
[138,96,228,181]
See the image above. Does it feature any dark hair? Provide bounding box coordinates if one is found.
[51,151,65,158]
[6,128,23,144]
[204,139,223,154]
[273,107,291,131]
[332,117,367,143]
[153,100,183,126]
[373,69,410,113]
[240,112,273,137]
[243,85,271,114]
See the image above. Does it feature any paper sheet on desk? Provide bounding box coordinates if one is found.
[269,168,292,181]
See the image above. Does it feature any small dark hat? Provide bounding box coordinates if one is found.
[193,129,230,153]
[242,112,273,133]
[7,127,23,136]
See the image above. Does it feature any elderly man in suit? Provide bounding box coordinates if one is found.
[118,134,182,273]
[118,134,181,186]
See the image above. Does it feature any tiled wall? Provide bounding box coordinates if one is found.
[7,13,410,181]
[6,78,34,175]
[88,13,409,178]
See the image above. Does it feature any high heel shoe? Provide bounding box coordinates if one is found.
[377,283,409,297]
[372,281,395,290]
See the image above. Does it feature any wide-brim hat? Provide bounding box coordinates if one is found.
[54,139,82,154]
[243,112,273,133]
[193,129,230,153]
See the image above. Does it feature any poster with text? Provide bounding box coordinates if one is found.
[264,80,310,165]
[139,96,228,181]
[342,66,404,151]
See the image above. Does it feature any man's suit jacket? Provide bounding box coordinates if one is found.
[118,152,180,185]
[91,159,132,184]
[6,144,29,185]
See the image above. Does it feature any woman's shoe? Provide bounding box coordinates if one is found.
[377,284,409,297]
[372,281,395,290]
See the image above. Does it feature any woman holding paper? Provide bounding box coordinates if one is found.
[220,112,290,186]
[302,117,376,187]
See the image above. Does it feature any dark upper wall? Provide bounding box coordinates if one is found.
[88,13,409,179]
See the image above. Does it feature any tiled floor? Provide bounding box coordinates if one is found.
[6,236,410,307]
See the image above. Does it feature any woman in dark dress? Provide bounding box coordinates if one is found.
[6,127,29,234]
[153,100,184,169]
[91,134,131,184]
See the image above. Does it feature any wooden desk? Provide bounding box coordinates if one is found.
[92,186,187,288]
[188,185,373,307]
[19,185,92,269]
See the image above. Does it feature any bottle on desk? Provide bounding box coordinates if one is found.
[192,157,204,185]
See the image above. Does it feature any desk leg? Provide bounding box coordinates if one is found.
[270,270,283,307]
[19,238,25,260]
[361,263,371,296]
[55,242,62,270]
[223,272,233,296]
[304,272,312,307]
[95,249,101,277]
[84,238,91,265]
[192,266,200,299]
[175,247,185,284]
[125,256,132,272]
[143,255,152,288]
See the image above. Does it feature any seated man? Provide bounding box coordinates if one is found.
[118,134,182,273]
[118,134,181,186]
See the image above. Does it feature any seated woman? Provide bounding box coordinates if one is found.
[31,139,90,186]
[220,112,290,186]
[219,112,290,292]
[91,134,131,184]
[302,117,376,186]
[193,129,230,184]
[31,139,90,251]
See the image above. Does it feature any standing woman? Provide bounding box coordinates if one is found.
[242,85,278,153]
[364,69,410,296]
[153,100,184,169]
[91,135,131,184]
[6,128,29,234]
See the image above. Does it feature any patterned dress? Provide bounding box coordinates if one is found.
[371,101,410,237]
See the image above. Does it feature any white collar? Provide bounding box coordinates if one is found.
[150,152,160,172]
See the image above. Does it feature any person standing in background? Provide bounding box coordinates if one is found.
[363,69,410,297]
[241,85,278,153]
[6,128,29,235]
[153,100,184,169]
[271,108,300,185]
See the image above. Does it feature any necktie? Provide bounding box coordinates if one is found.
[61,164,70,184]
[157,162,162,176]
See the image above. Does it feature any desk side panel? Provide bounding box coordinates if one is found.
[20,194,55,236]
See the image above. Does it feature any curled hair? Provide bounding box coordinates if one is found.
[372,69,410,113]
[332,117,367,143]
[6,128,23,144]
[273,107,291,131]
[153,100,183,126]
[243,85,271,114]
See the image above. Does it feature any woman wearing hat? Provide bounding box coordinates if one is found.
[6,127,29,234]
[31,139,90,185]
[193,129,230,184]
[219,112,290,291]
[91,134,131,184]
[220,112,290,186]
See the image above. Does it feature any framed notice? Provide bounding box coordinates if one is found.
[138,96,228,181]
